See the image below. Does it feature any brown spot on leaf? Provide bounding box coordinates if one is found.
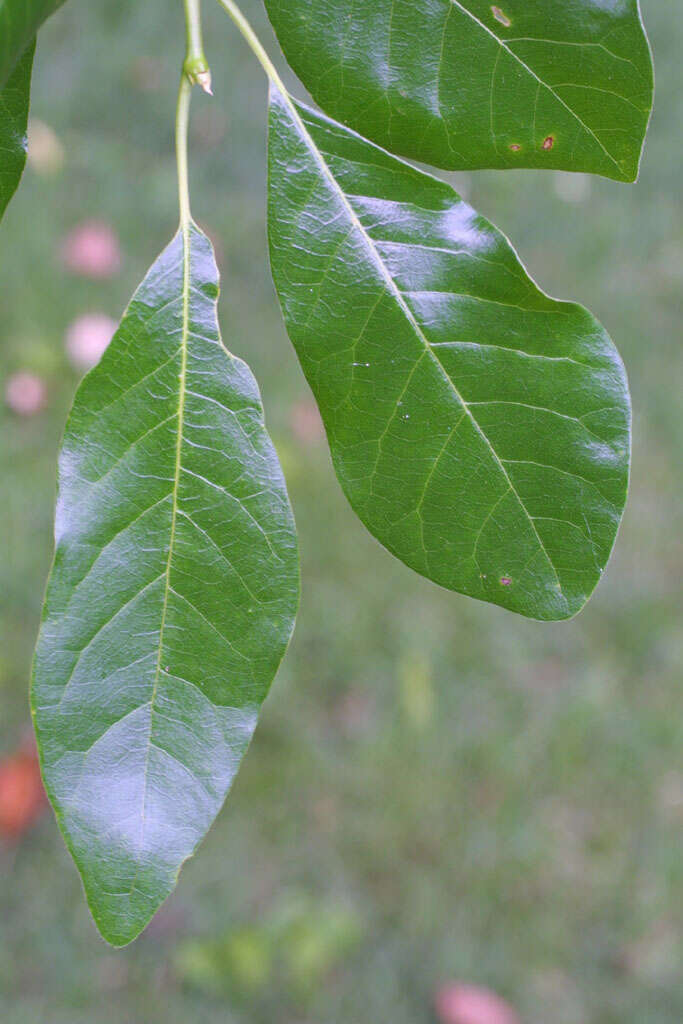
[542,135,555,151]
[500,577,512,586]
[491,6,512,27]
[509,144,521,152]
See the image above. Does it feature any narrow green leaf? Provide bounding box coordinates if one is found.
[267,86,630,621]
[264,0,653,181]
[32,223,299,946]
[0,0,62,86]
[0,40,34,220]
[0,0,65,220]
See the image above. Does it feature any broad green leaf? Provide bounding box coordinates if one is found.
[264,0,653,181]
[0,40,34,220]
[0,0,62,86]
[32,223,299,946]
[267,86,630,621]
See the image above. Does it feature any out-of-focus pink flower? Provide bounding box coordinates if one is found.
[65,313,118,370]
[434,983,520,1024]
[4,372,47,416]
[290,398,324,445]
[60,220,121,279]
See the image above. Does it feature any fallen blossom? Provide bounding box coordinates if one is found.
[434,983,520,1024]
[65,313,118,370]
[60,220,121,279]
[4,371,47,416]
[0,743,47,839]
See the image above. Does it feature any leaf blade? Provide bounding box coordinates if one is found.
[0,40,34,221]
[0,0,63,86]
[263,0,653,180]
[32,223,299,946]
[267,86,630,621]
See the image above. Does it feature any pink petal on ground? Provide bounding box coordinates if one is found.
[60,220,121,279]
[65,313,118,370]
[434,983,520,1024]
[4,372,47,416]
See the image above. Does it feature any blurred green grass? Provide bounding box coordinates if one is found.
[0,0,681,1020]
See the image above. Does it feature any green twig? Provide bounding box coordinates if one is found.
[183,0,212,93]
[214,0,285,92]
[175,73,193,231]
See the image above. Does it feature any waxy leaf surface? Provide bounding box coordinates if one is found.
[264,0,653,181]
[32,224,299,946]
[268,87,630,620]
[0,41,33,220]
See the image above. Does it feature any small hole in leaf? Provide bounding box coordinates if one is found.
[491,5,511,27]
[542,135,555,151]
[500,576,512,586]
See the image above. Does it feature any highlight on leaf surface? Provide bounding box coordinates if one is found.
[264,0,654,181]
[267,86,631,622]
[31,223,299,946]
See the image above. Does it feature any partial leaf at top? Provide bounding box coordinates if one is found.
[0,0,66,221]
[0,39,34,221]
[264,0,653,181]
[0,0,63,86]
[32,223,299,946]
[267,86,630,621]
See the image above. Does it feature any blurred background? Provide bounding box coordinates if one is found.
[0,0,681,1021]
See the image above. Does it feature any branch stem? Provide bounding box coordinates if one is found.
[184,0,206,66]
[175,73,193,231]
[214,0,286,93]
[183,0,211,88]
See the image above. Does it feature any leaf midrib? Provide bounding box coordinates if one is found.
[279,90,566,603]
[448,0,623,175]
[135,224,190,870]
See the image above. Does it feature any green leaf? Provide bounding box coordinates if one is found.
[264,0,653,181]
[0,40,34,221]
[31,223,299,946]
[0,0,63,86]
[0,0,65,219]
[267,86,630,621]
